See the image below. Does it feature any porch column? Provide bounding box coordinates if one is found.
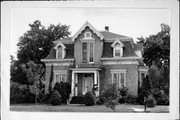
[71,71,75,96]
[75,73,78,96]
[97,71,100,96]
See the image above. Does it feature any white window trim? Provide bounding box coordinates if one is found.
[54,42,66,59]
[81,41,95,64]
[83,32,93,40]
[111,69,126,88]
[53,70,67,87]
[111,39,124,58]
[113,47,123,58]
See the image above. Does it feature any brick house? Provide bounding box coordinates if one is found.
[42,21,147,98]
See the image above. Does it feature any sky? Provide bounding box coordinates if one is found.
[10,7,170,58]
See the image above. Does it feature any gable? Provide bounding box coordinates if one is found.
[72,21,103,41]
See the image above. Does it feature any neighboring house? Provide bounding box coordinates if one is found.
[42,21,147,98]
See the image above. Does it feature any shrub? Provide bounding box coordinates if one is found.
[125,94,138,104]
[119,87,128,96]
[49,90,62,105]
[95,96,104,105]
[84,91,96,106]
[151,88,169,105]
[70,96,85,104]
[10,82,27,104]
[101,83,120,111]
[41,93,51,104]
[53,82,71,104]
[105,97,119,111]
[156,93,169,105]
[146,95,156,107]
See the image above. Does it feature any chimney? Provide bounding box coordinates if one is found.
[105,26,109,31]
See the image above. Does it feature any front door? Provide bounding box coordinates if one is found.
[83,74,93,95]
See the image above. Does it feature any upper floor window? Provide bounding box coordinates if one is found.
[84,32,93,39]
[82,42,94,63]
[54,42,66,59]
[111,39,124,58]
[111,69,126,88]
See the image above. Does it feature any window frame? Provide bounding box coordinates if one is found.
[53,70,67,87]
[81,41,95,63]
[111,69,126,88]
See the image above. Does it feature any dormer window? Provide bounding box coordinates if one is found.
[54,42,66,59]
[111,39,124,58]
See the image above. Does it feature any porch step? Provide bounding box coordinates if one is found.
[70,96,85,104]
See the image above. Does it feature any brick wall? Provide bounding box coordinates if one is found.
[74,27,103,65]
[100,64,138,96]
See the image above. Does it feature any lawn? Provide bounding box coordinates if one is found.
[10,104,169,113]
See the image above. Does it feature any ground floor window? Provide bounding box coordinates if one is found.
[111,69,126,88]
[53,70,67,87]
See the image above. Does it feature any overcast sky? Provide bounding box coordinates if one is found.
[10,8,170,57]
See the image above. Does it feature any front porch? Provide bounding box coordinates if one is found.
[70,68,100,97]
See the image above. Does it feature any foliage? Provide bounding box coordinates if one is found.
[118,87,128,104]
[10,81,35,104]
[151,88,169,105]
[70,96,85,104]
[21,61,45,95]
[84,91,96,106]
[101,83,120,111]
[10,81,27,104]
[146,95,156,107]
[105,97,119,111]
[17,20,70,64]
[125,94,138,104]
[138,23,170,87]
[53,82,71,104]
[49,90,62,105]
[141,75,152,97]
[10,60,27,85]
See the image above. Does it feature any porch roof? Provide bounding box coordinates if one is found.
[70,67,101,72]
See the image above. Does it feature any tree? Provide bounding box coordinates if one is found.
[138,23,170,87]
[17,20,71,64]
[11,20,71,88]
[141,75,152,112]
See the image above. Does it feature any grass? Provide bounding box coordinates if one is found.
[10,104,169,113]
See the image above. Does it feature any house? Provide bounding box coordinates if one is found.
[41,21,147,98]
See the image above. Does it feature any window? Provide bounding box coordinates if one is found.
[115,49,121,57]
[82,43,87,63]
[53,70,67,87]
[55,42,66,59]
[82,42,94,63]
[57,46,62,58]
[111,39,124,58]
[111,70,126,88]
[89,43,94,62]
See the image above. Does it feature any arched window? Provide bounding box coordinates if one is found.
[54,42,66,59]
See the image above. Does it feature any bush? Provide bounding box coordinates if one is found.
[53,82,71,104]
[151,88,169,105]
[10,82,27,104]
[84,91,96,106]
[125,94,138,104]
[101,83,120,111]
[95,96,104,105]
[41,93,51,104]
[146,95,156,107]
[49,90,62,105]
[119,87,128,96]
[105,97,119,111]
[70,96,85,104]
